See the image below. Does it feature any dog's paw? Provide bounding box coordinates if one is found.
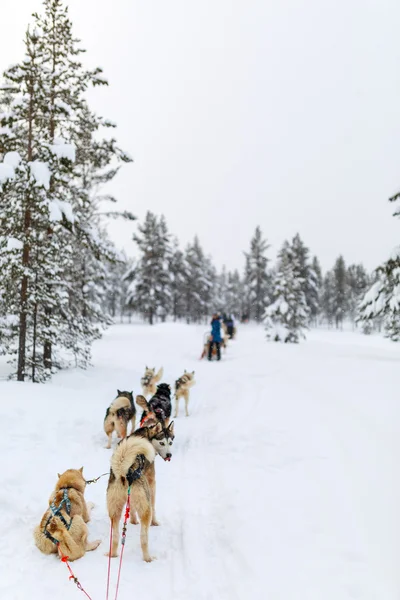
[88,539,101,551]
[105,551,118,558]
[143,555,156,563]
[151,520,160,526]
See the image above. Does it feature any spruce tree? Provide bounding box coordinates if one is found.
[169,238,187,321]
[244,226,270,322]
[0,0,131,379]
[290,234,319,321]
[264,242,310,342]
[128,212,171,324]
[310,256,323,325]
[332,256,348,328]
[359,250,400,340]
[225,270,243,317]
[321,270,335,326]
[347,264,369,326]
[183,237,214,323]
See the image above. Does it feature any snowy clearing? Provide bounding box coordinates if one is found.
[0,323,398,600]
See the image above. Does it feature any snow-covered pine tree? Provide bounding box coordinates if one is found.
[215,266,229,312]
[309,256,323,325]
[290,234,319,321]
[264,241,310,342]
[128,212,171,324]
[358,190,400,340]
[169,238,187,322]
[183,237,214,323]
[321,270,335,326]
[225,270,243,317]
[332,256,348,328]
[0,0,131,380]
[0,25,78,381]
[347,264,369,326]
[244,226,270,322]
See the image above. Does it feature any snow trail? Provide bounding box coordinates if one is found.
[0,323,398,599]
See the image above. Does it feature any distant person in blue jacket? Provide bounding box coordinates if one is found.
[208,313,222,361]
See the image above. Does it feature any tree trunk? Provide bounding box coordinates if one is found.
[17,62,35,381]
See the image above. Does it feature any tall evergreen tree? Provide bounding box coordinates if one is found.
[0,0,131,380]
[183,237,214,323]
[347,264,369,325]
[225,270,243,317]
[332,256,348,328]
[358,190,400,340]
[128,212,171,324]
[290,234,319,321]
[321,270,335,326]
[264,241,309,343]
[244,226,270,322]
[310,256,323,324]
[168,238,187,322]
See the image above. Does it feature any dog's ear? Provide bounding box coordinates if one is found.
[184,369,187,373]
[117,389,121,396]
[154,422,163,434]
[168,421,175,437]
[130,391,133,395]
[79,467,83,474]
[192,371,195,375]
[57,472,61,478]
[136,395,149,410]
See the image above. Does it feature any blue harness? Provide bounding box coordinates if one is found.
[43,488,73,546]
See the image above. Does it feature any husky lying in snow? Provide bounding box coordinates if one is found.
[106,421,174,562]
[104,390,136,449]
[34,468,101,561]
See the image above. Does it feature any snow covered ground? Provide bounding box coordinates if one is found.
[0,323,398,600]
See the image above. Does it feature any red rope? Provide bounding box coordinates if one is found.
[106,519,113,600]
[57,545,94,600]
[113,488,131,600]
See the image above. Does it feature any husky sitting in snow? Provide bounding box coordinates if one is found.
[174,370,196,417]
[106,421,174,561]
[136,383,172,428]
[104,390,136,449]
[34,468,101,561]
[141,366,164,397]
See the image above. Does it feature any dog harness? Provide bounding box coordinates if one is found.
[43,487,73,545]
[126,454,145,486]
[175,377,184,390]
[141,375,152,387]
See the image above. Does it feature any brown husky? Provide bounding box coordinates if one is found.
[34,468,101,561]
[174,370,196,417]
[106,421,174,562]
[104,390,136,449]
[141,366,163,397]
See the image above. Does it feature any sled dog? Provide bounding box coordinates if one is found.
[34,468,101,561]
[136,383,172,428]
[174,370,196,417]
[104,390,136,449]
[141,366,163,397]
[106,421,174,562]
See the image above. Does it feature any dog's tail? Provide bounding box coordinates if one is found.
[154,367,163,383]
[46,518,83,562]
[136,394,149,412]
[111,435,155,482]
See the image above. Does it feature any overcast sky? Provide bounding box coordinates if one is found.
[1,0,400,273]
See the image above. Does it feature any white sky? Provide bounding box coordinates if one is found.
[1,0,400,273]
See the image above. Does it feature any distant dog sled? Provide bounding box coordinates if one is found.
[200,331,226,360]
